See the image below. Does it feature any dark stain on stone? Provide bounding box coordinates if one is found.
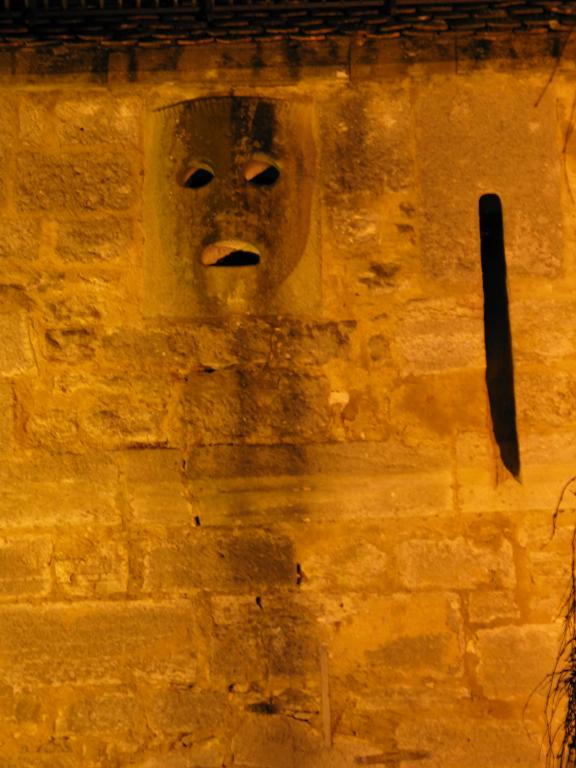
[252,100,276,152]
[128,48,138,82]
[285,41,301,79]
[248,699,278,714]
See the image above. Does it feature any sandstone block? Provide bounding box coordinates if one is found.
[144,529,295,593]
[19,92,54,149]
[416,78,562,282]
[0,381,13,453]
[233,715,320,768]
[0,310,36,377]
[0,601,197,685]
[210,593,321,682]
[53,95,141,148]
[54,531,128,598]
[515,367,576,429]
[319,84,413,200]
[330,592,463,684]
[133,743,226,768]
[184,440,450,480]
[468,591,520,624]
[55,218,134,263]
[395,297,484,373]
[397,717,542,768]
[0,219,41,261]
[44,328,97,364]
[81,379,173,450]
[392,370,488,436]
[397,537,515,590]
[57,689,141,735]
[511,298,576,363]
[293,523,389,593]
[147,687,229,736]
[183,367,331,445]
[130,484,195,525]
[194,470,452,527]
[16,153,135,212]
[475,624,559,701]
[0,454,119,528]
[458,464,574,515]
[123,450,195,524]
[0,536,51,599]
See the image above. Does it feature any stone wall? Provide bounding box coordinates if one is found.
[0,38,573,767]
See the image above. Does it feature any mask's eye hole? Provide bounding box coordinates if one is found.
[244,159,280,187]
[183,166,214,189]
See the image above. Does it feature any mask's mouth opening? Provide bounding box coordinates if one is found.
[201,240,261,267]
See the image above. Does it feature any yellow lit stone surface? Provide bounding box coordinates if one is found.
[0,39,571,766]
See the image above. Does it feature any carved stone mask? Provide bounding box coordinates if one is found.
[145,96,316,315]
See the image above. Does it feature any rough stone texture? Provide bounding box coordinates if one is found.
[395,297,485,374]
[475,625,559,701]
[55,218,134,263]
[0,601,196,685]
[397,537,515,590]
[15,153,135,212]
[144,528,295,594]
[417,76,563,283]
[182,367,331,445]
[54,530,128,597]
[0,310,36,377]
[397,718,542,768]
[0,536,51,598]
[0,40,570,768]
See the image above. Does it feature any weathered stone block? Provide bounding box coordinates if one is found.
[0,536,51,598]
[392,370,488,435]
[144,529,295,593]
[0,454,119,528]
[147,687,229,736]
[232,715,321,768]
[515,367,576,429]
[397,537,515,590]
[293,522,389,593]
[55,218,134,263]
[511,298,576,363]
[123,449,195,524]
[397,718,542,768]
[458,464,574,515]
[0,219,41,261]
[16,153,135,212]
[468,591,520,625]
[475,624,559,701]
[183,367,331,445]
[194,470,452,526]
[0,310,36,377]
[43,328,98,364]
[184,440,451,480]
[319,84,413,200]
[53,95,142,148]
[0,601,197,685]
[395,297,484,373]
[133,743,226,768]
[417,77,562,282]
[56,689,141,735]
[54,531,128,598]
[210,593,321,682]
[81,379,174,449]
[330,592,463,683]
[0,381,13,453]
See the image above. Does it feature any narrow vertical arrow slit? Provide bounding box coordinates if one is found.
[479,193,520,478]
